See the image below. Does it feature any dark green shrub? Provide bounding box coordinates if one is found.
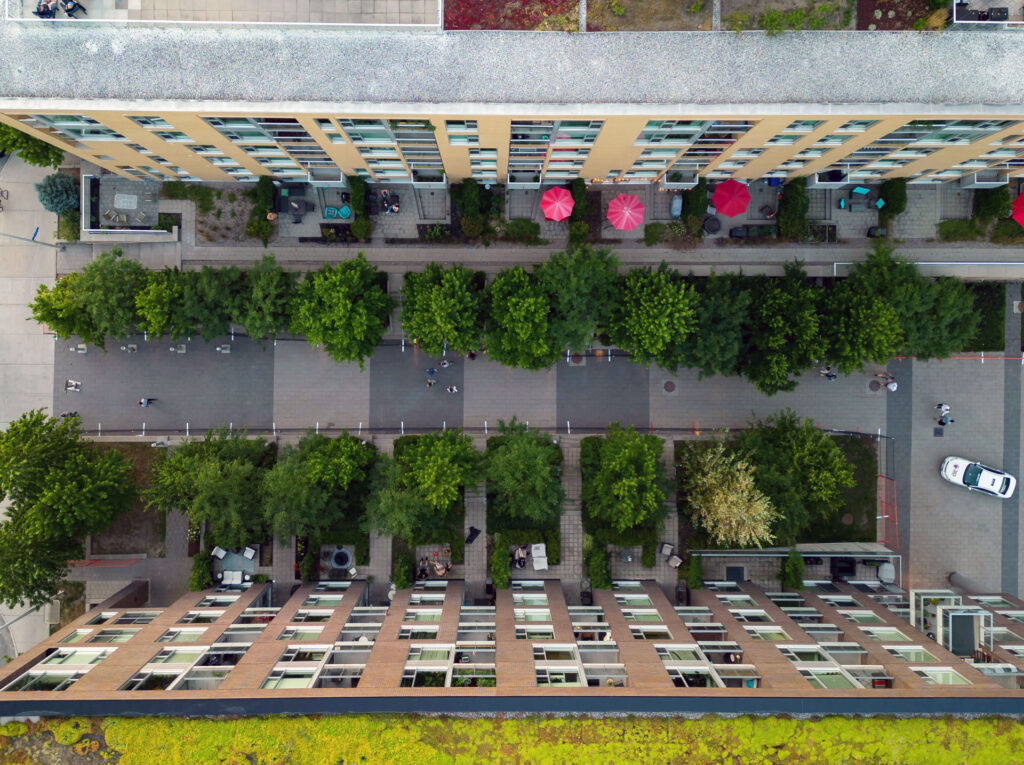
[938,218,982,242]
[686,555,704,590]
[453,179,482,219]
[351,216,373,241]
[300,539,320,582]
[973,186,1011,222]
[461,213,484,238]
[643,222,666,247]
[569,178,589,223]
[779,548,805,589]
[879,178,908,219]
[245,209,274,247]
[568,220,590,248]
[162,181,215,215]
[347,175,368,217]
[641,540,656,568]
[992,218,1024,244]
[682,177,709,220]
[35,173,79,214]
[586,543,612,589]
[777,181,810,239]
[188,553,213,592]
[157,213,179,233]
[490,545,511,590]
[255,176,275,211]
[55,213,79,242]
[392,550,415,590]
[252,573,269,584]
[503,218,543,245]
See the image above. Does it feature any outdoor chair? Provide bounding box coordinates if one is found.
[243,546,256,560]
[104,209,115,220]
[135,212,146,223]
[851,186,871,196]
[531,543,548,571]
[324,206,337,219]
[143,192,155,202]
[875,198,886,209]
[659,542,675,558]
[348,567,358,579]
[667,555,683,569]
[0,189,8,199]
[211,546,227,560]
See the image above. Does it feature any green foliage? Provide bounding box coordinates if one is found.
[460,213,484,239]
[965,283,1007,352]
[739,263,825,395]
[485,266,559,369]
[135,267,199,341]
[820,278,904,375]
[643,222,666,247]
[350,216,373,242]
[161,182,215,215]
[568,178,589,223]
[779,548,805,589]
[485,419,563,528]
[261,432,375,541]
[938,218,982,241]
[0,411,133,607]
[991,218,1024,244]
[776,181,809,239]
[401,263,485,355]
[144,429,271,550]
[760,8,784,34]
[30,247,146,348]
[844,242,978,360]
[189,553,214,591]
[51,718,91,746]
[254,176,275,211]
[607,264,698,367]
[35,172,79,214]
[391,548,415,590]
[193,265,245,342]
[290,255,394,367]
[682,177,708,221]
[245,208,275,247]
[734,410,855,545]
[567,220,590,248]
[396,430,481,511]
[347,176,368,217]
[581,425,667,536]
[0,123,63,168]
[502,217,544,245]
[534,245,620,353]
[686,555,704,589]
[972,185,1011,221]
[879,178,908,219]
[56,212,80,242]
[238,255,296,343]
[585,537,612,589]
[677,273,752,379]
[489,544,511,590]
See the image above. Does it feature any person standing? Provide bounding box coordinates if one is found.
[936,403,951,416]
[938,415,954,427]
[138,397,157,407]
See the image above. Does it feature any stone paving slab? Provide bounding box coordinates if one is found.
[272,339,369,431]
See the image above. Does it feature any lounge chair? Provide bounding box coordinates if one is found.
[211,546,227,560]
[324,206,337,219]
[667,555,683,569]
[243,546,256,560]
[659,542,675,557]
[348,567,358,579]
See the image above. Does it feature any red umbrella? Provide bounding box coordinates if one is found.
[607,193,645,231]
[712,179,751,218]
[540,187,574,222]
[1012,193,1024,228]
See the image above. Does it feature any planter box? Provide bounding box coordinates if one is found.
[319,223,358,244]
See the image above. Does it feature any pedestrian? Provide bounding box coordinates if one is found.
[64,379,81,392]
[446,385,459,394]
[426,367,437,376]
[886,379,898,393]
[936,403,951,416]
[938,415,954,427]
[426,379,435,388]
[138,397,157,407]
[440,359,452,369]
[58,411,77,418]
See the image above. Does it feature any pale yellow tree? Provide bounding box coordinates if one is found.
[680,442,778,548]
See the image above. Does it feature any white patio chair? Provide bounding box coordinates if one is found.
[210,546,226,560]
[243,546,256,560]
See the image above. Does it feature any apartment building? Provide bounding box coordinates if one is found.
[2,576,1022,707]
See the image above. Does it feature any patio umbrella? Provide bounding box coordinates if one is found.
[607,193,645,231]
[711,179,751,218]
[1012,193,1024,229]
[540,186,574,221]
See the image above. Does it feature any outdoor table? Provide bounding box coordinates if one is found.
[989,6,1008,19]
[113,193,138,210]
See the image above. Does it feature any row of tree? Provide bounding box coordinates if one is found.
[30,243,977,394]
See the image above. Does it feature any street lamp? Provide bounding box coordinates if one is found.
[0,226,61,250]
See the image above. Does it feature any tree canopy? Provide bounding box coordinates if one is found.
[401,263,485,355]
[485,419,563,528]
[238,255,296,343]
[607,264,698,367]
[581,424,667,535]
[0,124,63,169]
[0,411,133,607]
[820,280,904,375]
[535,245,621,353]
[676,272,753,378]
[135,267,199,341]
[485,266,559,370]
[289,254,394,366]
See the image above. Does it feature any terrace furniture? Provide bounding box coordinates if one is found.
[532,543,548,571]
[702,215,721,234]
[659,542,675,557]
[222,570,243,585]
[989,6,1008,19]
[957,6,982,18]
[324,206,338,219]
[104,209,115,220]
[367,193,381,216]
[875,198,886,209]
[243,546,256,560]
[667,555,683,569]
[338,204,351,220]
[348,567,358,579]
[867,226,888,238]
[143,191,156,202]
[117,213,128,225]
[243,573,252,582]
[851,186,871,196]
[135,212,146,223]
[211,546,227,560]
[837,198,867,212]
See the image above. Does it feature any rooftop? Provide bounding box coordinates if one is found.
[2,27,1024,111]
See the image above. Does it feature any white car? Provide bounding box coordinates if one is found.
[940,456,1017,499]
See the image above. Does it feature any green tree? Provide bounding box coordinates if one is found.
[879,178,908,218]
[739,263,825,395]
[843,243,977,359]
[135,267,199,341]
[397,429,482,511]
[486,418,564,527]
[35,173,79,214]
[192,265,245,341]
[607,264,698,367]
[777,181,809,239]
[290,255,394,367]
[677,272,753,378]
[0,411,134,607]
[733,410,854,545]
[677,442,777,548]
[820,280,904,374]
[362,456,434,543]
[0,124,63,169]
[485,266,559,370]
[401,263,485,355]
[582,424,667,535]
[237,255,296,344]
[29,248,146,348]
[262,432,375,540]
[535,245,621,353]
[779,548,805,589]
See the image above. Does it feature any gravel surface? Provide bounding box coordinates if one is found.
[1,27,1024,108]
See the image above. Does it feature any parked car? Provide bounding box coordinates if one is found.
[670,194,683,219]
[940,456,1017,499]
[729,224,778,239]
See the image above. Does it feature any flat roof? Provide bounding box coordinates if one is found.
[2,26,1024,113]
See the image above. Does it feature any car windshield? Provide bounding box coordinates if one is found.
[1000,478,1011,495]
[963,464,984,487]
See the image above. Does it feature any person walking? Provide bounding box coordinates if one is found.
[936,403,951,416]
[426,379,435,388]
[938,415,954,427]
[138,397,157,407]
[426,367,437,376]
[440,359,452,369]
[446,385,459,394]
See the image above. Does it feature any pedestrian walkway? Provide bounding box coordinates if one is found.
[463,484,487,602]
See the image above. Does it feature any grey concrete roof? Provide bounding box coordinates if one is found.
[2,25,1024,111]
